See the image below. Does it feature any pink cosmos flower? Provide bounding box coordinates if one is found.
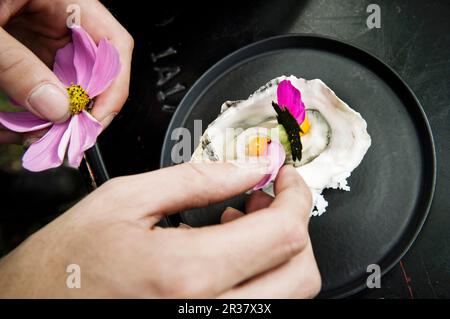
[253,140,286,190]
[277,79,306,124]
[0,26,121,172]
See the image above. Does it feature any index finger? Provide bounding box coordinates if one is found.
[98,161,268,220]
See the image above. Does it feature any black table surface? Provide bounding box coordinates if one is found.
[98,0,447,298]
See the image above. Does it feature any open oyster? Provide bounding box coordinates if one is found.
[192,75,371,216]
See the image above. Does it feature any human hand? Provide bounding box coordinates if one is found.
[0,0,133,144]
[0,162,321,298]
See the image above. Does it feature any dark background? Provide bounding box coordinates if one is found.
[0,0,448,298]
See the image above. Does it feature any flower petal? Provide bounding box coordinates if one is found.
[58,117,75,160]
[277,80,305,124]
[86,38,121,97]
[253,140,286,190]
[0,111,52,132]
[22,122,70,172]
[53,42,77,86]
[67,110,103,167]
[71,26,97,88]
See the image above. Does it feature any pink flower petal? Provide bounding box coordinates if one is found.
[58,117,74,160]
[22,122,70,172]
[71,26,98,88]
[253,140,286,190]
[0,111,52,132]
[86,38,121,97]
[53,42,77,86]
[67,110,103,167]
[277,80,305,124]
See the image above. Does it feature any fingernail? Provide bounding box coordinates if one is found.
[223,206,241,214]
[23,137,39,149]
[221,207,244,223]
[100,112,117,128]
[28,84,70,122]
[178,223,192,229]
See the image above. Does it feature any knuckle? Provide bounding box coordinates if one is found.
[285,171,312,207]
[100,177,118,191]
[174,277,200,298]
[289,255,321,298]
[183,162,223,192]
[292,271,322,299]
[304,269,322,298]
[184,162,208,179]
[149,245,212,298]
[303,187,313,209]
[181,163,211,204]
[126,33,134,50]
[291,183,312,209]
[169,274,207,298]
[120,86,130,105]
[0,47,26,76]
[118,26,134,51]
[287,187,312,220]
[99,176,126,195]
[282,220,308,257]
[147,273,176,298]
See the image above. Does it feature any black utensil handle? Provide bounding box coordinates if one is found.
[80,143,109,191]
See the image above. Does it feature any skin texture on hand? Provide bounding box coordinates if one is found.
[0,0,133,144]
[0,163,321,298]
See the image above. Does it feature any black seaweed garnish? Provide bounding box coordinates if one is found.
[272,101,302,162]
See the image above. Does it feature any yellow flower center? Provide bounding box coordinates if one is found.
[67,84,90,115]
[300,114,310,136]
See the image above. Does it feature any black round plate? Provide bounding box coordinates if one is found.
[160,35,436,298]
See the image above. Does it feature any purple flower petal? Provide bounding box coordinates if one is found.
[71,26,98,88]
[22,122,70,172]
[53,42,77,86]
[86,38,121,97]
[277,80,306,124]
[0,111,52,132]
[253,140,286,190]
[67,110,103,167]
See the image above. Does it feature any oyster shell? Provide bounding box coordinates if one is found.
[192,75,371,216]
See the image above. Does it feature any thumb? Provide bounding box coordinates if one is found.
[0,27,70,123]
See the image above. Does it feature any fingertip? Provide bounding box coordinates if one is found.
[178,222,192,229]
[274,165,308,194]
[221,207,244,224]
[99,112,117,128]
[90,79,127,124]
[245,190,274,213]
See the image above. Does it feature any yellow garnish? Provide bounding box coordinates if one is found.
[300,114,310,136]
[67,84,90,115]
[248,136,271,157]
